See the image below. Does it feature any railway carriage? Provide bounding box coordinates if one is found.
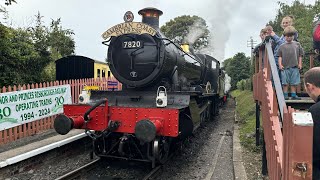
[55,55,113,81]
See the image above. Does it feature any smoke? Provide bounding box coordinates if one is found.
[224,73,231,93]
[199,0,243,61]
[197,0,242,92]
[184,19,206,45]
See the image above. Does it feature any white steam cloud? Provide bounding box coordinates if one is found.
[199,0,243,61]
[184,19,206,45]
[224,74,231,93]
[197,0,242,92]
[140,0,241,91]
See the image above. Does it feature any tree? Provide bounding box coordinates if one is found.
[160,15,210,51]
[47,18,75,57]
[0,24,43,86]
[4,0,16,6]
[0,12,75,87]
[224,53,251,90]
[25,13,75,82]
[222,57,232,70]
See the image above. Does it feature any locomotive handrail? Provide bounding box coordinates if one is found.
[83,99,107,121]
[157,37,205,66]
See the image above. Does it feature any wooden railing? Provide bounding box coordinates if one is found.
[0,77,121,145]
[253,40,313,179]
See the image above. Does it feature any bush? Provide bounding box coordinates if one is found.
[236,78,252,91]
[237,80,245,90]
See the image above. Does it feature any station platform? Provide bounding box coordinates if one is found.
[0,129,86,168]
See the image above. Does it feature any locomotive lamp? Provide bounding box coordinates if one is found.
[78,89,90,104]
[156,86,167,107]
[78,86,98,104]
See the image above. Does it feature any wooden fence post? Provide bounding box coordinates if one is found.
[285,108,313,179]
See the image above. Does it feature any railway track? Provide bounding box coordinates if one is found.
[55,158,162,180]
[55,148,177,180]
[55,158,101,180]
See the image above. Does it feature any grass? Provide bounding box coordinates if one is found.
[231,90,260,152]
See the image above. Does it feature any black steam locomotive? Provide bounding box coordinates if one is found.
[54,8,225,167]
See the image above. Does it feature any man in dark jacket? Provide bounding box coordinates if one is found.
[304,67,320,179]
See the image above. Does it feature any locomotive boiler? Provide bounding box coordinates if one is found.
[54,8,225,167]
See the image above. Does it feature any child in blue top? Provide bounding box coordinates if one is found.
[278,26,303,100]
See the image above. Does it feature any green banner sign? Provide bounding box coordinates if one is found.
[0,85,72,130]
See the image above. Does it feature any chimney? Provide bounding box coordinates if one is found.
[138,7,163,30]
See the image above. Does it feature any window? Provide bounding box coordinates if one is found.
[97,69,101,78]
[212,61,217,69]
[102,70,106,77]
[108,71,111,77]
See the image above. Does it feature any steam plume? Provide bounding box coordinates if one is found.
[200,0,243,60]
[184,19,206,45]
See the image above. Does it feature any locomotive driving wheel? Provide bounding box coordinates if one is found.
[153,137,171,164]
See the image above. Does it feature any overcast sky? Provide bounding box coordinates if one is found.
[4,0,317,62]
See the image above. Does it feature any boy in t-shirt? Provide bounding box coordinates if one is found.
[278,26,303,100]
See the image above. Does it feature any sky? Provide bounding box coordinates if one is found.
[3,0,318,62]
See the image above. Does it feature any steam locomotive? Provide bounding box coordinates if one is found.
[54,8,226,167]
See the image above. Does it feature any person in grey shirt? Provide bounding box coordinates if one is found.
[278,26,303,100]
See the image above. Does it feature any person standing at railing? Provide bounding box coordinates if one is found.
[253,28,268,68]
[304,67,320,179]
[278,26,303,100]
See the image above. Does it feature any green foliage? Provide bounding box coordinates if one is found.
[160,15,209,51]
[236,79,252,91]
[231,90,259,152]
[4,0,16,6]
[0,12,75,87]
[47,18,75,57]
[221,57,232,70]
[236,80,245,91]
[224,53,251,90]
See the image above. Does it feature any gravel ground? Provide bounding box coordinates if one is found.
[83,160,152,180]
[155,99,235,180]
[242,148,265,180]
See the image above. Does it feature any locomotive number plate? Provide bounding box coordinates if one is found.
[122,41,143,49]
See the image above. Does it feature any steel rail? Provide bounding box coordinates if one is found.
[55,158,101,180]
